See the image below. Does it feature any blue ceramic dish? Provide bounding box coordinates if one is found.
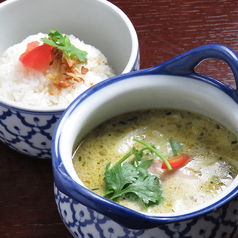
[0,0,139,158]
[52,44,238,237]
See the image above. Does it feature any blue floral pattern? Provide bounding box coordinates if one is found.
[54,185,238,238]
[0,52,139,159]
[0,103,62,158]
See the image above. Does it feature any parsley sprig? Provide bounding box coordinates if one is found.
[41,29,88,62]
[104,139,171,208]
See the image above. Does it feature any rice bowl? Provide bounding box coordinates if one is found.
[0,0,139,158]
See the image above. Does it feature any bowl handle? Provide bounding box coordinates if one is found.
[146,44,238,101]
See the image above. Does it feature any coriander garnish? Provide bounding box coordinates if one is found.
[42,29,88,62]
[103,139,171,209]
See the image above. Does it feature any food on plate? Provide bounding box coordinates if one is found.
[72,108,238,213]
[0,30,115,107]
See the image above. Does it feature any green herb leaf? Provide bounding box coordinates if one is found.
[169,138,182,155]
[103,140,169,208]
[104,162,138,200]
[41,29,88,62]
[138,159,154,170]
[125,169,163,208]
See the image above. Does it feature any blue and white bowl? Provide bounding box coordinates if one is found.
[52,44,238,237]
[0,0,139,158]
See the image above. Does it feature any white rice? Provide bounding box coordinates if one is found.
[0,33,115,107]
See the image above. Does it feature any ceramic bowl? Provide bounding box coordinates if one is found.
[0,0,139,158]
[52,44,238,238]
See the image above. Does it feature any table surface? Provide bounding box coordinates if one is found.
[1,0,238,237]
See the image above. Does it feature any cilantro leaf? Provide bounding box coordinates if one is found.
[41,29,88,62]
[103,140,169,209]
[169,138,182,155]
[124,166,163,208]
[138,159,154,170]
[104,161,163,208]
[125,171,163,208]
[104,162,139,200]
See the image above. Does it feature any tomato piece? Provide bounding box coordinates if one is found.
[19,41,40,62]
[19,42,54,72]
[161,154,190,170]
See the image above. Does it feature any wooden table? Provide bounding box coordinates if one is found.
[0,0,238,237]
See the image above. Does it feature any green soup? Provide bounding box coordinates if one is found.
[72,109,238,213]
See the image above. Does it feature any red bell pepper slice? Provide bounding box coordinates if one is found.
[19,41,54,72]
[161,154,190,170]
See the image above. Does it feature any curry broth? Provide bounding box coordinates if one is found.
[72,109,238,213]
